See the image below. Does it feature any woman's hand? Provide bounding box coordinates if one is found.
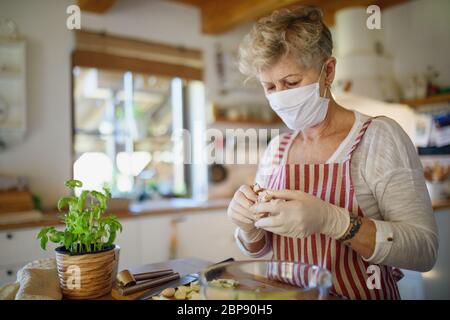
[227,185,264,243]
[251,189,350,239]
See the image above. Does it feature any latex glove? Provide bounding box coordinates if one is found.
[251,189,350,239]
[227,185,265,243]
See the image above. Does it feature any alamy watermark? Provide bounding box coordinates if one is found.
[366,5,382,30]
[172,124,281,169]
[366,265,382,290]
[66,265,81,290]
[66,4,81,30]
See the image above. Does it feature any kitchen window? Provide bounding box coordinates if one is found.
[71,31,206,200]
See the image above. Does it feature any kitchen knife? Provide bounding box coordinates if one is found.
[137,257,235,300]
[117,272,180,296]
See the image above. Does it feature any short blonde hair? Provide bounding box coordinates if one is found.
[238,6,333,78]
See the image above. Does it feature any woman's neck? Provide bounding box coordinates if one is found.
[300,97,351,142]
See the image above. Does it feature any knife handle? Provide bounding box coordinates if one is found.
[118,272,180,296]
[137,258,235,300]
[134,270,174,281]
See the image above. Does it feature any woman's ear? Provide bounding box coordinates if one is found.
[325,57,336,87]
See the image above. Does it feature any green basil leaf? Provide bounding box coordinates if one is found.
[64,231,73,251]
[57,196,78,211]
[106,230,116,246]
[78,190,89,212]
[65,179,83,189]
[102,185,112,199]
[40,235,48,250]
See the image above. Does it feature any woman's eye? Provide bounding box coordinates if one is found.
[265,87,275,93]
[287,81,299,87]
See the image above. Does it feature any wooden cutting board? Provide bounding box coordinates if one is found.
[102,257,212,300]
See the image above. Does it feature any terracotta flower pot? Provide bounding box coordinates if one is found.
[55,245,116,299]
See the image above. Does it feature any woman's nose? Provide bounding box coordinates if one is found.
[275,84,288,92]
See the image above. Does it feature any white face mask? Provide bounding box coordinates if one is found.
[266,64,329,131]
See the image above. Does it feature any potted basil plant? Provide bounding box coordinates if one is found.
[37,179,122,299]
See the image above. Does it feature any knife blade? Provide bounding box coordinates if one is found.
[137,257,235,300]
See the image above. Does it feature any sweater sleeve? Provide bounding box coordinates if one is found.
[234,227,272,258]
[234,134,284,258]
[358,117,439,272]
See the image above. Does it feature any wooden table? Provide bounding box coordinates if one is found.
[99,257,212,300]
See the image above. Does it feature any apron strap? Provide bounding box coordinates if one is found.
[345,116,382,161]
[271,132,294,165]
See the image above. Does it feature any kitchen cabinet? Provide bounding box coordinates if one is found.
[104,215,176,270]
[139,215,173,265]
[0,227,56,266]
[116,209,264,267]
[0,263,23,287]
[175,210,253,262]
[113,219,141,271]
[0,227,58,286]
[119,210,254,268]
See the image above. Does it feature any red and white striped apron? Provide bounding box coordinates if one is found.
[264,117,402,300]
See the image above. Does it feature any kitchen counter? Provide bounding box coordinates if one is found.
[0,198,231,231]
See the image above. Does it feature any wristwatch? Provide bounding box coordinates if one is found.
[339,214,363,242]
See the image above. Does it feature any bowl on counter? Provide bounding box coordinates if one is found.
[199,260,332,300]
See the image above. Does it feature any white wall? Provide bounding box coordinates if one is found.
[0,0,73,208]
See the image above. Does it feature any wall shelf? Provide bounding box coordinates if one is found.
[432,199,450,210]
[401,93,450,108]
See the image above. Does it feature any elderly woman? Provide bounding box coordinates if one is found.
[227,6,438,299]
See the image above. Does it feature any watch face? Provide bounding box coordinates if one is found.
[0,95,8,124]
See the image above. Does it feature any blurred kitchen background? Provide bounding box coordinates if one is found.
[0,0,449,299]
